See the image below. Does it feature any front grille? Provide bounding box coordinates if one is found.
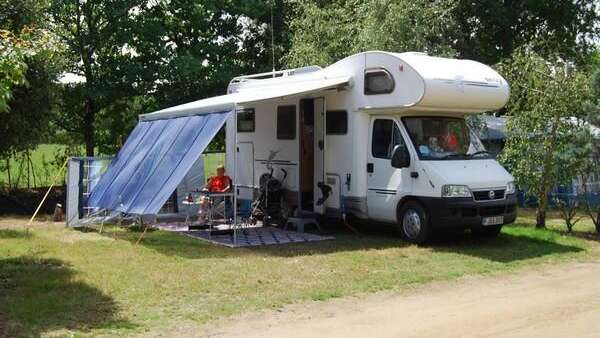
[473,189,505,201]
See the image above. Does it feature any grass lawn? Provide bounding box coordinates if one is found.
[0,144,68,188]
[1,211,599,337]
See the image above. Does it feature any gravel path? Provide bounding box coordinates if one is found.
[202,261,600,338]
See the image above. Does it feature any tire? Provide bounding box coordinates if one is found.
[471,224,503,238]
[397,201,432,244]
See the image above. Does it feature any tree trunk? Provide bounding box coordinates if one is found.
[500,0,514,58]
[6,158,11,189]
[84,97,95,157]
[536,195,547,228]
[596,211,600,234]
[536,209,546,228]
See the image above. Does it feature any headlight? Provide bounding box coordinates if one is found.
[441,185,472,198]
[506,181,516,194]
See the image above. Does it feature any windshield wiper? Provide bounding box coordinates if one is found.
[439,153,467,160]
[468,150,491,158]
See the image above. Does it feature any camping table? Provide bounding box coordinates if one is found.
[204,191,234,222]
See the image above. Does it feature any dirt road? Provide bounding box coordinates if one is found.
[203,261,600,338]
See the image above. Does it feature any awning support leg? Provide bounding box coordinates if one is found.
[136,216,148,245]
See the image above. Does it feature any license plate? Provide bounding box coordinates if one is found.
[482,216,504,226]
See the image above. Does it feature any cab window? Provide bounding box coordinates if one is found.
[372,119,403,159]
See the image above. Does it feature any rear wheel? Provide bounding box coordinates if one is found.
[471,224,503,238]
[397,201,432,244]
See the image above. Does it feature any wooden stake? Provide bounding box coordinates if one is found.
[28,158,69,226]
[135,217,147,245]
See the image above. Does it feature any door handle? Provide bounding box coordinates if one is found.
[318,140,324,150]
[367,163,374,173]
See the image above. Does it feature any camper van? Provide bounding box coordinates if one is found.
[135,51,517,244]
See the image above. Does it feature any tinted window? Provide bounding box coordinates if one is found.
[364,69,395,95]
[237,108,255,132]
[372,119,403,159]
[277,105,296,139]
[326,110,348,135]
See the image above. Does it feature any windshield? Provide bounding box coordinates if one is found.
[402,116,488,160]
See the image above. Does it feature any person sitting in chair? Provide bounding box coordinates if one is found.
[198,165,232,221]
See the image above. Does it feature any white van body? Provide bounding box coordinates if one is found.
[146,51,517,242]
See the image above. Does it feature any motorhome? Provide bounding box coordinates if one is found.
[94,51,517,244]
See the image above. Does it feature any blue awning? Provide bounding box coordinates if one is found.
[87,111,231,215]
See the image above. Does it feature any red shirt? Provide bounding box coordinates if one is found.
[207,175,230,192]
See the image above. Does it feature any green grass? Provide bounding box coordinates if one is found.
[0,144,69,188]
[0,212,599,337]
[0,144,226,189]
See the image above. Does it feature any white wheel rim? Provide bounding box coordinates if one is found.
[403,209,422,239]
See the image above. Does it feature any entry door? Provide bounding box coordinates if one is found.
[235,142,254,200]
[367,117,410,222]
[314,98,326,214]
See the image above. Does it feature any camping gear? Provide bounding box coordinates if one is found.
[251,152,289,226]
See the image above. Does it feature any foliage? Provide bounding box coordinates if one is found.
[498,49,594,228]
[553,197,581,233]
[50,0,151,156]
[286,0,600,67]
[0,1,64,165]
[284,0,457,67]
[50,0,283,155]
[579,78,600,234]
[0,0,53,112]
[579,152,600,234]
[452,0,600,65]
[0,30,29,113]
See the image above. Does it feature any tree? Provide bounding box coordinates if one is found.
[578,134,600,234]
[51,0,282,155]
[130,0,284,108]
[284,0,457,67]
[452,0,600,65]
[498,49,593,228]
[50,0,147,156]
[0,0,63,172]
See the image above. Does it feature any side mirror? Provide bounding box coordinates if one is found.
[391,145,410,168]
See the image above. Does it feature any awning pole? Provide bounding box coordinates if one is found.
[233,107,238,245]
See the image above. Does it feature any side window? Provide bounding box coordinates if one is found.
[326,110,348,135]
[277,105,296,139]
[372,119,404,159]
[364,68,395,95]
[237,108,255,132]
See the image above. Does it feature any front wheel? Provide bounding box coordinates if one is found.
[397,201,432,244]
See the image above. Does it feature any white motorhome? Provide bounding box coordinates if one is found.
[146,51,517,243]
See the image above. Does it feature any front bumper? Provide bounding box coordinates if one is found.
[420,194,518,229]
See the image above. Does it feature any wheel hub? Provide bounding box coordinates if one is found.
[403,209,422,239]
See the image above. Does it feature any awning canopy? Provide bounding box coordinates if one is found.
[140,75,351,121]
[87,111,230,215]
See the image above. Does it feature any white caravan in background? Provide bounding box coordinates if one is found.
[146,51,516,243]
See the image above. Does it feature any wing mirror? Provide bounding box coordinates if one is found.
[391,145,410,168]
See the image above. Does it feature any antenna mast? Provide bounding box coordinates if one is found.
[271,1,276,77]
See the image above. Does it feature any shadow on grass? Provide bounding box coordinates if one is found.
[429,228,585,263]
[0,256,134,337]
[0,229,32,239]
[547,228,600,243]
[81,221,584,263]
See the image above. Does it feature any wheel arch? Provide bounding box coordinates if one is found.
[396,196,427,223]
